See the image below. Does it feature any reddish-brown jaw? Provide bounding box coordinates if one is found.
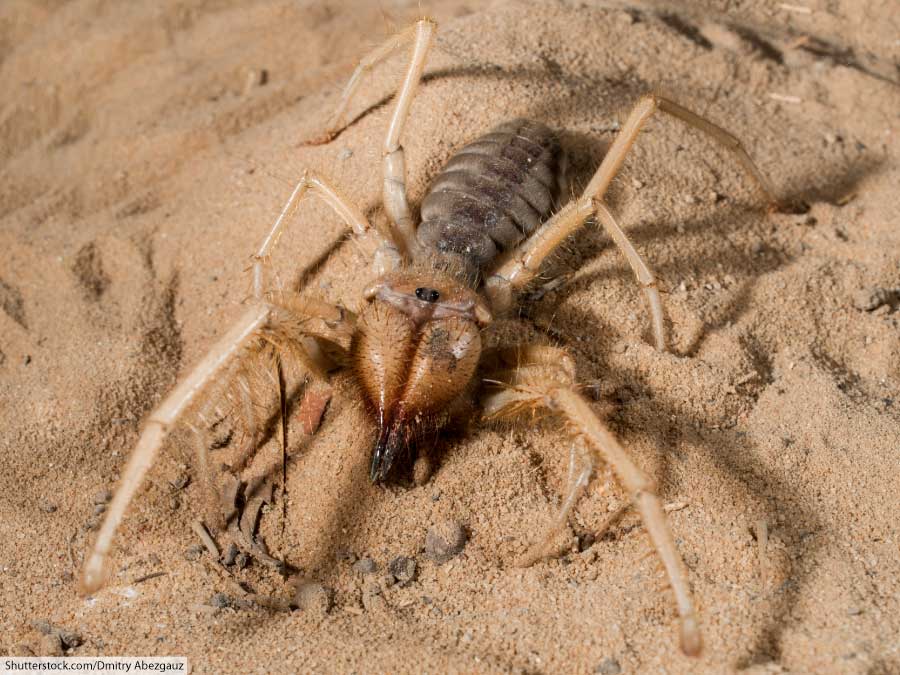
[353,272,486,482]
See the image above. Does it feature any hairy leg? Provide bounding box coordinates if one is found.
[82,177,366,594]
[483,345,701,656]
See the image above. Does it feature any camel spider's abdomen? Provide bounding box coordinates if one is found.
[417,119,564,275]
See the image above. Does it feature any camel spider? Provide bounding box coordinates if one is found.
[80,18,787,657]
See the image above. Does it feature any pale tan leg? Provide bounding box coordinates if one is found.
[482,346,701,657]
[253,171,401,298]
[300,19,436,261]
[303,21,433,146]
[485,93,783,345]
[381,20,435,259]
[80,292,355,594]
[517,442,594,567]
[80,306,270,594]
[486,199,666,350]
[585,94,779,207]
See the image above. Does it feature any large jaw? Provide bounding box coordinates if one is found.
[354,271,488,483]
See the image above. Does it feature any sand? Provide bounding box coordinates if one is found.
[1,1,898,673]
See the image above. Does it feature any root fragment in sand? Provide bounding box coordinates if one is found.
[191,520,220,559]
[132,571,167,585]
[777,3,812,13]
[768,92,802,104]
[756,519,769,591]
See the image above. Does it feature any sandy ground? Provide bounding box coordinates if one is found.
[1,1,898,673]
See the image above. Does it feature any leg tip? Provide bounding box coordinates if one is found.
[680,616,703,657]
[78,557,107,596]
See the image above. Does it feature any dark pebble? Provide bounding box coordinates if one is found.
[425,520,467,563]
[388,556,418,587]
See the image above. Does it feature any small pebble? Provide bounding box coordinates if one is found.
[388,556,417,587]
[32,621,81,650]
[208,592,233,609]
[597,657,622,675]
[93,490,113,505]
[851,287,894,312]
[234,552,250,570]
[294,582,334,615]
[57,629,82,649]
[352,558,378,575]
[425,520,468,564]
[93,503,107,516]
[39,500,58,513]
[183,544,205,561]
[170,474,190,490]
[39,633,63,657]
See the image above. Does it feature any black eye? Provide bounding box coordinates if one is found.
[415,287,440,303]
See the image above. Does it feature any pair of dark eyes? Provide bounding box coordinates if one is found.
[415,287,440,303]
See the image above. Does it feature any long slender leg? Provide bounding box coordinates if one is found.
[381,19,435,258]
[80,306,270,594]
[485,94,784,345]
[80,294,355,595]
[482,346,701,657]
[486,199,666,350]
[302,21,433,146]
[253,171,401,297]
[300,19,436,261]
[585,95,779,208]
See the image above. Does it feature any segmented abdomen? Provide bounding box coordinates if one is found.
[417,119,563,274]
